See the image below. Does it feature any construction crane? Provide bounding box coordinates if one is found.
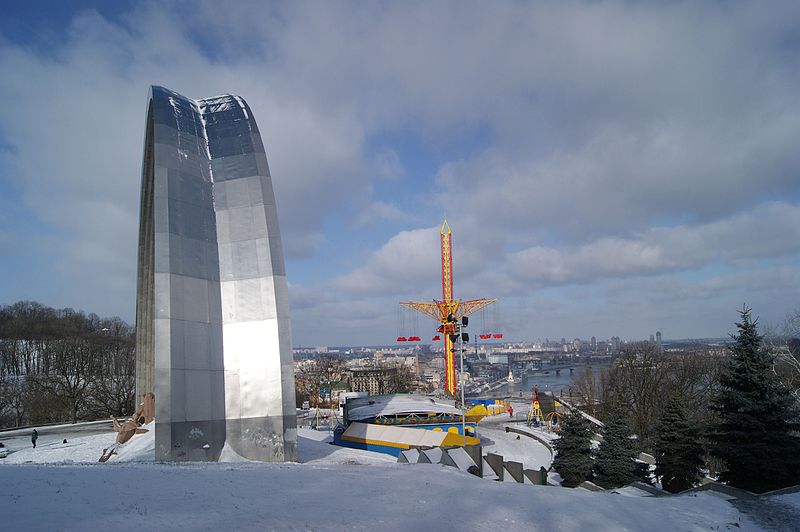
[400,220,496,397]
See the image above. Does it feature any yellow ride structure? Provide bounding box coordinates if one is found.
[401,221,495,397]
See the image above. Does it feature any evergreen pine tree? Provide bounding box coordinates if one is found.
[653,396,704,493]
[593,407,642,489]
[552,412,593,487]
[710,306,800,493]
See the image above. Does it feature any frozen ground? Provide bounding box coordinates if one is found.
[0,419,784,531]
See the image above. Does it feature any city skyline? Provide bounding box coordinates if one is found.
[1,2,799,345]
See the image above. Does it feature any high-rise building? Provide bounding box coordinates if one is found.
[656,331,663,352]
[611,336,621,352]
[135,86,296,462]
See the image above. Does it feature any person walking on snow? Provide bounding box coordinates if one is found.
[31,429,38,448]
[508,406,514,418]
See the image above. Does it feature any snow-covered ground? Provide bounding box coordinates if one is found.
[2,460,763,531]
[1,423,395,467]
[0,419,789,531]
[478,426,552,470]
[2,422,153,464]
[476,411,555,470]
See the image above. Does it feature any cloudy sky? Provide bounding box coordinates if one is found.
[1,1,799,345]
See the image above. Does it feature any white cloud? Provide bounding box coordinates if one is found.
[353,201,413,227]
[0,6,370,316]
[334,226,441,296]
[2,1,799,342]
[507,202,800,285]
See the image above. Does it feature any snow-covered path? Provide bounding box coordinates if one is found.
[476,412,554,470]
[478,426,552,469]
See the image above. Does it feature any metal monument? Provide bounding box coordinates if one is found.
[135,86,297,462]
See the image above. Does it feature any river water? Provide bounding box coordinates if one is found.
[490,365,610,400]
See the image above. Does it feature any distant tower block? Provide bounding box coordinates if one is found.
[135,86,297,462]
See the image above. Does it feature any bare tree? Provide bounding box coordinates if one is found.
[572,365,608,417]
[604,342,672,446]
[385,365,415,394]
[31,336,97,424]
[0,302,139,427]
[298,354,346,407]
[599,343,725,450]
[0,376,30,427]
[764,310,800,402]
[87,318,136,417]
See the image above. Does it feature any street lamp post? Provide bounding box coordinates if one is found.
[459,316,469,447]
[460,333,466,447]
[448,314,470,447]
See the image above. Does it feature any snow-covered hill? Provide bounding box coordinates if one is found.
[2,460,763,531]
[1,421,791,530]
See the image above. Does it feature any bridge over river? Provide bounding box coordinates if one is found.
[467,362,610,401]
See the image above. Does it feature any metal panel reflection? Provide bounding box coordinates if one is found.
[135,86,297,462]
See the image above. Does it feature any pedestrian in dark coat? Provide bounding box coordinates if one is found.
[31,429,38,448]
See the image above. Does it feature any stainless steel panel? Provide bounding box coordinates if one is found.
[154,233,171,273]
[254,152,271,177]
[246,176,264,205]
[259,174,277,206]
[137,85,296,463]
[233,278,263,321]
[227,206,255,242]
[219,280,237,322]
[210,370,226,420]
[229,240,259,279]
[165,318,183,369]
[258,277,278,320]
[154,167,169,202]
[181,276,209,323]
[170,370,186,421]
[255,238,272,276]
[217,242,234,281]
[153,188,170,235]
[185,370,212,421]
[205,243,220,282]
[210,153,259,181]
[154,368,172,421]
[181,236,207,279]
[166,273,183,319]
[223,178,252,209]
[267,232,286,276]
[183,321,210,370]
[224,370,241,418]
[264,204,282,238]
[207,281,222,323]
[215,210,231,245]
[251,206,268,239]
[153,273,171,318]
